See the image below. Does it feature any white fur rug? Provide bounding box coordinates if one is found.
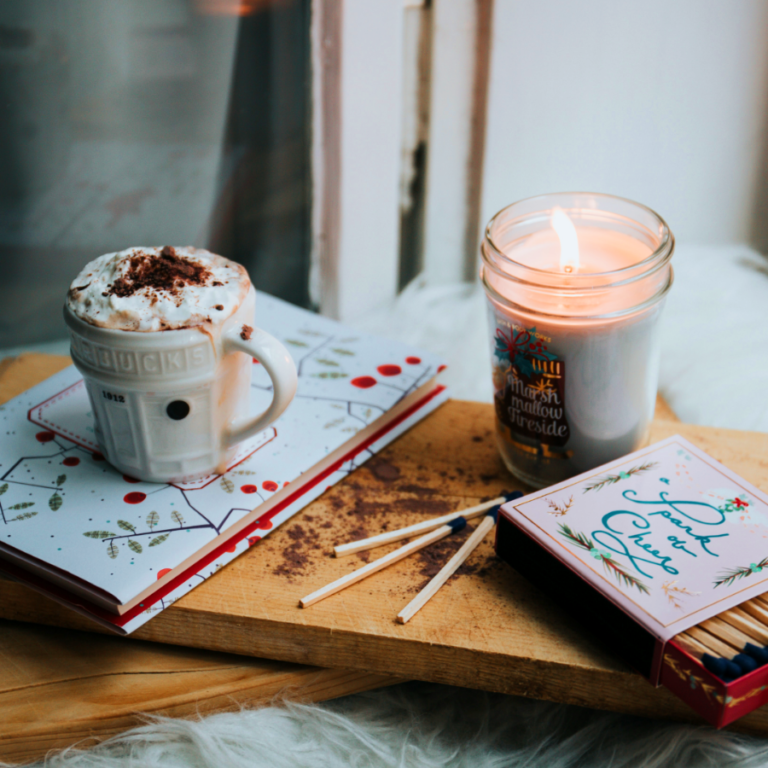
[6,244,768,767]
[16,684,768,768]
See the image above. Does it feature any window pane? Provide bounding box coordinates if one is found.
[0,0,311,349]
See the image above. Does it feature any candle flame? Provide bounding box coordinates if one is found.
[552,207,579,273]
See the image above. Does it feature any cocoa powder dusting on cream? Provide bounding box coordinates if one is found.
[106,246,212,300]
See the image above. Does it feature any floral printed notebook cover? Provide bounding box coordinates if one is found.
[501,435,768,644]
[0,292,448,634]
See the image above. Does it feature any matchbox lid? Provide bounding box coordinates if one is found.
[496,435,768,684]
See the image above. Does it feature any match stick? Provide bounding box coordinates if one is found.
[675,632,711,659]
[700,612,768,668]
[396,509,500,625]
[700,617,757,654]
[334,491,523,557]
[742,597,768,625]
[300,517,468,608]
[722,607,768,645]
[685,626,738,657]
[672,601,768,683]
[680,626,758,679]
[753,595,768,613]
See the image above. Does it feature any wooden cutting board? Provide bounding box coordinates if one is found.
[4,353,768,753]
[0,619,396,764]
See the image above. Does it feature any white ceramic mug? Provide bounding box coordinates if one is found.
[64,284,297,483]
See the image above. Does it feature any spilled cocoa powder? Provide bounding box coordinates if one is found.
[365,456,401,482]
[340,495,452,525]
[240,324,253,340]
[413,529,500,591]
[395,484,437,496]
[394,498,453,515]
[417,533,473,578]
[268,486,457,578]
[272,523,322,579]
[347,524,370,542]
[268,439,509,585]
[105,246,212,300]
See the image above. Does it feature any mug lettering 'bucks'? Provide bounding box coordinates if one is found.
[65,246,297,483]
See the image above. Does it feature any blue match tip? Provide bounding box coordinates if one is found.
[701,654,726,677]
[725,659,745,679]
[485,491,523,523]
[448,516,467,532]
[702,654,740,681]
[733,653,759,675]
[744,644,768,665]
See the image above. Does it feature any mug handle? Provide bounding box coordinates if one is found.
[222,326,298,448]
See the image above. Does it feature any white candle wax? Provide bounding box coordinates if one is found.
[508,226,652,273]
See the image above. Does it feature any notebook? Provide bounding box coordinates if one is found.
[0,292,448,634]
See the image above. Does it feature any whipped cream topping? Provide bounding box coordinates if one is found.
[66,246,250,332]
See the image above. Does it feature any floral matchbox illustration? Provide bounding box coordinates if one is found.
[496,435,768,726]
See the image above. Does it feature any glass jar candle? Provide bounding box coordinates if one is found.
[480,192,674,488]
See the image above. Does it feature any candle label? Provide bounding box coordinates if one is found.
[491,318,570,448]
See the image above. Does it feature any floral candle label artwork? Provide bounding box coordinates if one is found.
[491,312,570,451]
[501,435,768,644]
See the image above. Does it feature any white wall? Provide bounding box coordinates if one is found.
[481,0,768,245]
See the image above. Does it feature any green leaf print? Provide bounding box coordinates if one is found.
[118,520,136,533]
[311,372,349,379]
[8,502,34,510]
[315,358,339,367]
[56,474,66,486]
[9,511,37,521]
[285,339,309,347]
[84,531,116,539]
[171,510,185,527]
[0,483,7,496]
[331,348,355,356]
[146,511,159,530]
[149,534,170,547]
[107,542,119,559]
[220,477,235,494]
[48,493,62,511]
[128,540,143,554]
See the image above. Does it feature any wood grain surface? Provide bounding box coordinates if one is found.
[4,353,768,755]
[0,619,396,764]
